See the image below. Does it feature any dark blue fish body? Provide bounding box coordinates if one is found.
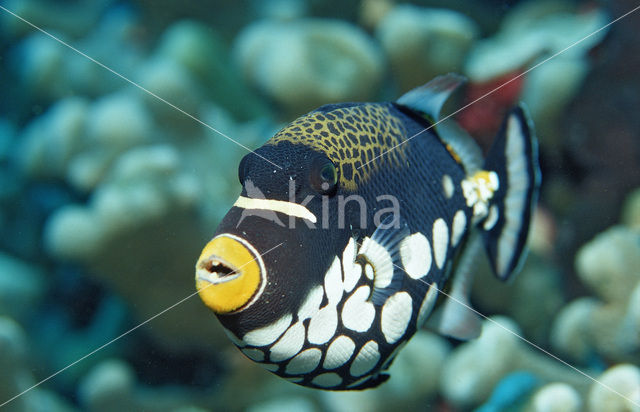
[195,74,540,390]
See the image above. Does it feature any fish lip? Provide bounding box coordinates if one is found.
[196,256,241,284]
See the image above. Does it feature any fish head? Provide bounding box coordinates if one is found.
[195,140,348,324]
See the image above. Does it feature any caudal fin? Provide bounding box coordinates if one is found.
[481,106,540,281]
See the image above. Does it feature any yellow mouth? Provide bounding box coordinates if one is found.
[195,234,264,314]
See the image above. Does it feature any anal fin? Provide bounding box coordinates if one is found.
[425,235,483,340]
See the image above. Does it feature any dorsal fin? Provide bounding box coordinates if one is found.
[396,73,466,122]
[396,74,482,174]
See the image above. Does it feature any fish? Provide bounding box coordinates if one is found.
[194,74,540,390]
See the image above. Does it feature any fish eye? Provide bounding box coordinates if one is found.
[310,157,338,195]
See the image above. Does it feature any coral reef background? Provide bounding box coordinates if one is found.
[0,0,639,411]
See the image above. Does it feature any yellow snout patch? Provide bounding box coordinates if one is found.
[195,234,264,314]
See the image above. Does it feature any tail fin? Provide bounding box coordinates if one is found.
[481,106,540,281]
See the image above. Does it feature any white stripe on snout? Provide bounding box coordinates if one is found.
[234,196,318,223]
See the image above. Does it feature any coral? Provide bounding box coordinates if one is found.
[376,4,478,93]
[8,5,145,102]
[155,20,270,122]
[0,0,109,38]
[0,317,76,412]
[472,256,565,343]
[78,358,214,412]
[587,364,640,411]
[528,382,582,412]
[9,8,277,355]
[440,316,589,408]
[621,187,640,229]
[461,1,607,141]
[233,18,384,115]
[475,371,540,412]
[247,397,317,412]
[464,1,607,82]
[0,252,45,321]
[551,225,640,362]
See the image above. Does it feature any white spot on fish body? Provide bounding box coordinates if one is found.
[269,321,305,362]
[312,372,342,388]
[399,232,431,279]
[432,218,449,269]
[241,348,264,362]
[350,341,380,377]
[380,291,413,344]
[307,304,338,345]
[243,313,292,347]
[342,286,375,332]
[286,348,322,375]
[324,256,343,305]
[342,238,361,293]
[451,210,467,247]
[442,174,454,199]
[298,285,323,321]
[323,335,356,370]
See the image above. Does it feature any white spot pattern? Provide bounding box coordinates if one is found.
[298,285,323,321]
[243,313,292,347]
[442,174,454,199]
[342,238,361,293]
[286,348,322,375]
[432,218,449,269]
[223,328,245,347]
[380,291,413,344]
[307,304,338,345]
[312,372,342,388]
[270,321,305,362]
[350,341,380,377]
[341,286,375,332]
[451,210,467,247]
[324,256,343,305]
[399,232,431,279]
[241,348,264,362]
[416,282,439,328]
[323,335,356,370]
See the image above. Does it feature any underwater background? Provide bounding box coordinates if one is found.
[0,0,639,411]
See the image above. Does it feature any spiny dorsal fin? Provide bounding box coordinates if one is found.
[396,73,466,122]
[396,74,482,174]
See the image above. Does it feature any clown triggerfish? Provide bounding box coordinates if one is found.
[195,74,540,390]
